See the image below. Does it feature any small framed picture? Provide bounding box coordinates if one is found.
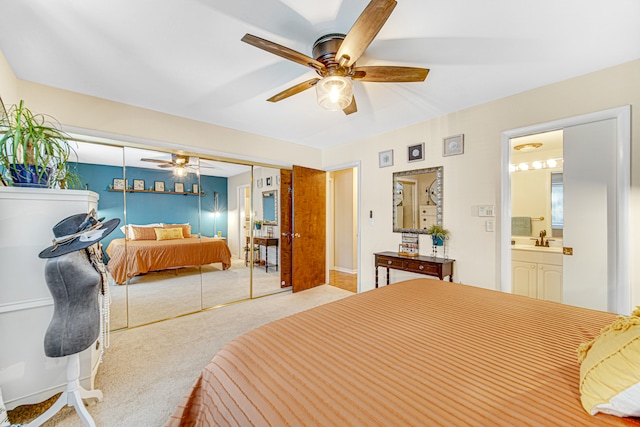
[378,150,393,168]
[133,179,145,191]
[443,134,464,156]
[256,178,263,188]
[113,178,126,190]
[175,182,184,193]
[192,183,199,194]
[408,143,425,162]
[154,181,165,192]
[266,176,272,187]
[276,175,280,185]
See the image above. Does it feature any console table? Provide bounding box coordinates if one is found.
[247,237,279,272]
[374,251,454,287]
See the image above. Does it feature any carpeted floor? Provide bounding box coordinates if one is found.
[109,256,286,329]
[8,284,353,426]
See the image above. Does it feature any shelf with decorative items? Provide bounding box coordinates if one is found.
[107,188,204,196]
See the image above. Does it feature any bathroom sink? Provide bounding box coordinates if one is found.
[511,244,562,253]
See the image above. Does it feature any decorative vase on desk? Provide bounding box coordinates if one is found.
[432,235,444,246]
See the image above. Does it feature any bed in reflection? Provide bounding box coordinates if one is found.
[106,224,232,284]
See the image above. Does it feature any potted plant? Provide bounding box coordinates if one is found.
[425,224,449,246]
[0,100,74,188]
[254,220,262,230]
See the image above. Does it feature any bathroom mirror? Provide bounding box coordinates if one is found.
[262,190,278,225]
[393,166,443,233]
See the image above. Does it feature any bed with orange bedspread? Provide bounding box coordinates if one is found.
[167,278,640,427]
[106,236,231,284]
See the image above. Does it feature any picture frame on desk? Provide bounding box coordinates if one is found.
[154,181,165,192]
[133,179,145,191]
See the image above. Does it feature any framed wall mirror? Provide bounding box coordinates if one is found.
[393,166,443,233]
[262,190,278,225]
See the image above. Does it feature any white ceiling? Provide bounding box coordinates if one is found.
[1,0,639,150]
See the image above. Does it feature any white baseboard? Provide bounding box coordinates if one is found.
[332,267,356,275]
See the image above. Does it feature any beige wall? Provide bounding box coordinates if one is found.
[324,59,640,309]
[0,51,18,106]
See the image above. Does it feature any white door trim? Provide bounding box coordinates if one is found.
[500,105,631,314]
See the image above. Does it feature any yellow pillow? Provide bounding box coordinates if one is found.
[578,307,640,417]
[154,227,184,241]
[163,223,191,237]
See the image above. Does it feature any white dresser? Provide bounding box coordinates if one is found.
[0,187,100,409]
[419,205,437,230]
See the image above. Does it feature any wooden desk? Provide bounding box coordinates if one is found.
[253,237,279,272]
[374,251,454,287]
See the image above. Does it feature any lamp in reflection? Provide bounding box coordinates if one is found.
[213,192,219,237]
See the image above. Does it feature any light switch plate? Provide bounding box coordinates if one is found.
[485,220,494,232]
[479,205,495,217]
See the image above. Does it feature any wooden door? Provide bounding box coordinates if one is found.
[292,165,326,292]
[279,169,292,288]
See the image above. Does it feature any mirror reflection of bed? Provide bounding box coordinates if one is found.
[72,140,287,329]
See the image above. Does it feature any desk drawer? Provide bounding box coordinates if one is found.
[376,256,404,269]
[406,260,439,275]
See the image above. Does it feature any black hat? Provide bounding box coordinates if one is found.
[39,210,120,259]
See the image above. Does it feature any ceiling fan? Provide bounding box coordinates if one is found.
[140,154,198,176]
[241,0,429,115]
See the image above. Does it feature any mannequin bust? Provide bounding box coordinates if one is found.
[43,250,100,358]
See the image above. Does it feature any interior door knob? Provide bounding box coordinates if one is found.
[294,233,301,238]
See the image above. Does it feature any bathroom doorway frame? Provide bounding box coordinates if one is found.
[499,105,631,314]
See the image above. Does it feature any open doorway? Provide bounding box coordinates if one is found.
[501,106,630,314]
[327,166,359,293]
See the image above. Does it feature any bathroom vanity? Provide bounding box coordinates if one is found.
[511,245,563,303]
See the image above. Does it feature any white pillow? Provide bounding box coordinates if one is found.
[119,223,163,239]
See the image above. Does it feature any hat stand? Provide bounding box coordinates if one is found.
[26,353,102,427]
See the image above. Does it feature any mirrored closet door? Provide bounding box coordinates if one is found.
[122,147,204,326]
[72,139,291,330]
[73,141,128,330]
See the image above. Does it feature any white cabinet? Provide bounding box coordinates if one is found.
[419,205,436,230]
[0,187,100,409]
[512,249,563,303]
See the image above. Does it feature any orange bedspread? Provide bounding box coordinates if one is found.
[106,236,231,284]
[168,278,640,427]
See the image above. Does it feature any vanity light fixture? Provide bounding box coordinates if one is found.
[510,158,563,172]
[513,142,543,151]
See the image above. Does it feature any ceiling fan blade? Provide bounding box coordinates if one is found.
[242,34,326,71]
[351,66,429,82]
[335,0,397,68]
[140,158,171,164]
[267,78,320,102]
[157,164,174,168]
[343,96,357,115]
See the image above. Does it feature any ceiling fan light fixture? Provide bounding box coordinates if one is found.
[174,166,187,177]
[316,76,353,111]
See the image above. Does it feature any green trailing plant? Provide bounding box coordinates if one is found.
[0,100,75,187]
